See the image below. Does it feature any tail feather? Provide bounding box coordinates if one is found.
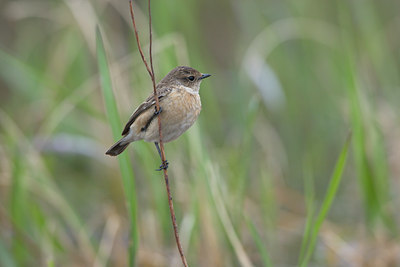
[105,139,130,156]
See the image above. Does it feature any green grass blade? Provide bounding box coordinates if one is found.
[337,1,392,230]
[9,151,29,265]
[298,159,316,264]
[245,216,273,267]
[300,133,352,267]
[96,26,138,266]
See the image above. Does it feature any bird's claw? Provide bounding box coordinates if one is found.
[156,160,169,171]
[154,106,162,116]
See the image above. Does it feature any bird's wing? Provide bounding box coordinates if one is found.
[121,87,172,136]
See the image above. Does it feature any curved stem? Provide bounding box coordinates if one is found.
[129,1,188,266]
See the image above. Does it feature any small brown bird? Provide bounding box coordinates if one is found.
[106,66,211,167]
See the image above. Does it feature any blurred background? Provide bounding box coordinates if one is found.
[1,0,400,266]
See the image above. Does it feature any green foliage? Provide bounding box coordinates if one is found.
[0,0,399,266]
[96,27,138,266]
[299,134,351,266]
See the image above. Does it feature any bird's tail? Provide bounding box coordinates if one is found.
[105,139,130,156]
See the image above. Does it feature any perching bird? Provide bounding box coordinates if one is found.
[106,66,211,168]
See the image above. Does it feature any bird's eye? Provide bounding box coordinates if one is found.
[188,76,195,81]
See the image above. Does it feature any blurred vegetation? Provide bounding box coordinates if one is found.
[1,0,400,266]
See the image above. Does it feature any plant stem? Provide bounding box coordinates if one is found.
[129,1,188,266]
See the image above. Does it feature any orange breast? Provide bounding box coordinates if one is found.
[161,89,201,124]
[131,88,202,143]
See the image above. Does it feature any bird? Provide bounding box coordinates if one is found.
[105,66,211,169]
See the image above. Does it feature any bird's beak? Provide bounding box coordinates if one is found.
[200,73,211,80]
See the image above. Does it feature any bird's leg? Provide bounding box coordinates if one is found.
[154,142,168,171]
[154,142,162,159]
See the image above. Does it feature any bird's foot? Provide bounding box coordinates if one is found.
[156,160,169,171]
[154,106,162,116]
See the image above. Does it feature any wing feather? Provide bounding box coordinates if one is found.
[121,87,172,135]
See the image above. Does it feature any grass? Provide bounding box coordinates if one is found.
[96,26,138,266]
[299,134,351,266]
[1,0,400,266]
[245,216,273,267]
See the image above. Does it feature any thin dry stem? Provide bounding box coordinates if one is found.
[129,1,152,78]
[129,1,188,266]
